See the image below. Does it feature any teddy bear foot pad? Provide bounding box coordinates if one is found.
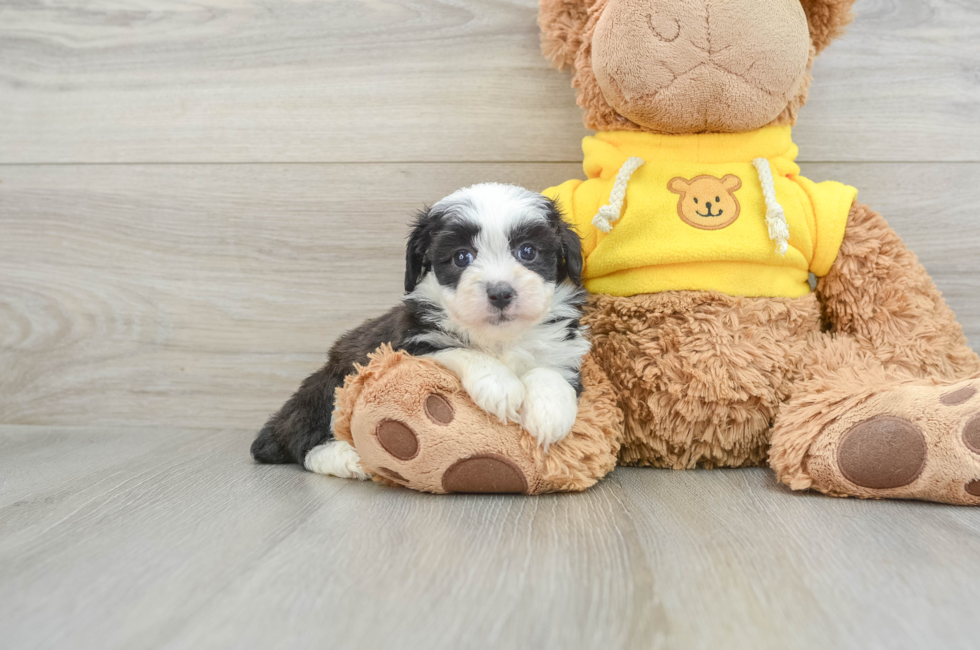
[329,346,623,495]
[371,410,532,494]
[805,379,980,505]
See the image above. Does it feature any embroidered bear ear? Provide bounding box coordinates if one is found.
[538,0,596,70]
[721,175,742,192]
[799,0,858,55]
[668,177,692,195]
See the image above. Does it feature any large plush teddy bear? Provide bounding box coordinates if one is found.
[332,0,980,505]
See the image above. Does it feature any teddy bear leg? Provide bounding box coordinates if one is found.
[330,347,622,495]
[770,336,980,505]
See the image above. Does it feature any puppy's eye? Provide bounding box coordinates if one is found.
[452,250,474,268]
[715,196,720,203]
[517,244,537,262]
[693,198,699,204]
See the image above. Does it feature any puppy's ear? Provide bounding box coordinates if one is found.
[548,199,583,286]
[405,207,437,293]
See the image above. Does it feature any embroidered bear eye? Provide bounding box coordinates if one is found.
[715,196,720,203]
[693,198,698,204]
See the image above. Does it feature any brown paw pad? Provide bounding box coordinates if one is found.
[375,466,408,485]
[424,393,454,425]
[941,385,978,406]
[442,454,528,494]
[837,416,927,489]
[376,420,419,460]
[962,414,980,455]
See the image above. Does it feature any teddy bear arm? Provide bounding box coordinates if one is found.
[334,347,622,494]
[815,200,979,379]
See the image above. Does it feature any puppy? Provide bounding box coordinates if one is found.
[251,183,590,479]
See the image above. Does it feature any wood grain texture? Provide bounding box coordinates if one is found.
[1,0,978,163]
[2,162,979,429]
[1,425,979,650]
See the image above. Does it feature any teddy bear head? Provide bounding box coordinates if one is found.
[539,0,857,134]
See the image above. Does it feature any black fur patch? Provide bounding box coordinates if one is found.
[251,300,452,465]
[508,221,563,282]
[539,198,583,285]
[430,221,481,290]
[405,207,439,292]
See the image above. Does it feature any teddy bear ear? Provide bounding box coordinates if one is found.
[538,0,594,70]
[800,0,858,55]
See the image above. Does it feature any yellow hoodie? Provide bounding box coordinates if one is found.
[544,126,858,298]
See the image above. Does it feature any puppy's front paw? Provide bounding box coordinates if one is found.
[520,368,578,452]
[463,366,525,424]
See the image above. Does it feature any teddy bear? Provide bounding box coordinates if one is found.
[331,0,980,505]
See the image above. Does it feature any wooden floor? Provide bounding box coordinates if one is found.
[2,1,980,648]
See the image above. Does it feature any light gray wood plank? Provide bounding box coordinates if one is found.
[1,425,979,650]
[615,467,980,650]
[1,0,978,164]
[794,0,980,162]
[0,425,204,510]
[2,162,978,429]
[0,426,344,650]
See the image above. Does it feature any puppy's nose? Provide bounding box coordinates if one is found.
[705,202,712,210]
[486,282,515,311]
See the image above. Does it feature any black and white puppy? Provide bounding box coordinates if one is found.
[251,183,590,479]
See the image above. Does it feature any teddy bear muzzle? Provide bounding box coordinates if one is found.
[590,0,812,134]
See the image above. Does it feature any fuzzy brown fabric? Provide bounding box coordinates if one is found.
[333,346,623,494]
[590,0,811,134]
[538,0,851,133]
[769,355,980,505]
[580,200,980,503]
[584,290,822,469]
[766,202,980,504]
[816,202,980,380]
[538,0,593,70]
[769,335,907,492]
[799,0,857,54]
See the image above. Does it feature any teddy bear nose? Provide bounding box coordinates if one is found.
[706,202,712,210]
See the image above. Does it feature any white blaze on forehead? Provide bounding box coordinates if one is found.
[431,183,551,234]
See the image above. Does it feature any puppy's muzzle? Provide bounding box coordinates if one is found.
[486,282,516,311]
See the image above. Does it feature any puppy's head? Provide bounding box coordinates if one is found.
[405,183,582,341]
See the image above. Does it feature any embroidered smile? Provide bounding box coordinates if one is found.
[696,208,724,218]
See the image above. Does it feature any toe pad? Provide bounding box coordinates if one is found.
[376,420,419,460]
[442,454,529,494]
[837,416,927,490]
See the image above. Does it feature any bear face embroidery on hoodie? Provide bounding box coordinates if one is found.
[668,175,743,231]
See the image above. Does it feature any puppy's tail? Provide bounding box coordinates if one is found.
[251,423,294,464]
